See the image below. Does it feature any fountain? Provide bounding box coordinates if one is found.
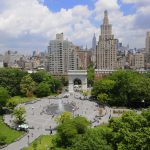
[44,99,75,115]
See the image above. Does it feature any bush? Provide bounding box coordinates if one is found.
[35,82,51,97]
[0,135,7,145]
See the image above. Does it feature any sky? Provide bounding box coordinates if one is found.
[0,0,150,54]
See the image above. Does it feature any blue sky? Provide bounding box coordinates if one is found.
[0,0,150,54]
[43,0,96,12]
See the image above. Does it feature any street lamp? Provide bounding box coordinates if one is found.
[142,99,145,108]
[27,135,30,145]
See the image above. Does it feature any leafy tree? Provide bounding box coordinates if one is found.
[142,107,150,125]
[0,68,27,96]
[70,127,113,150]
[31,71,52,84]
[87,64,95,86]
[53,79,63,93]
[56,121,78,148]
[72,116,90,134]
[92,79,115,96]
[97,93,109,105]
[55,112,72,124]
[0,87,9,113]
[60,76,68,86]
[6,97,19,110]
[92,70,150,108]
[109,111,149,150]
[13,106,26,125]
[55,116,90,148]
[35,82,51,97]
[20,75,36,97]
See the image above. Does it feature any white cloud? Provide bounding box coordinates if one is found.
[0,0,150,54]
[122,0,150,4]
[94,0,150,48]
[0,0,96,53]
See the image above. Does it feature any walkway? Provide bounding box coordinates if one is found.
[2,94,101,150]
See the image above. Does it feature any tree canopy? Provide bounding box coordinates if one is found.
[92,70,150,108]
[55,116,90,148]
[20,75,36,97]
[0,87,9,112]
[0,68,27,96]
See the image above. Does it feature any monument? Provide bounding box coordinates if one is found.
[68,70,87,93]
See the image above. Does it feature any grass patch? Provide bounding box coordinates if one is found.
[7,96,36,110]
[8,96,36,104]
[23,135,65,150]
[23,135,53,150]
[0,116,24,144]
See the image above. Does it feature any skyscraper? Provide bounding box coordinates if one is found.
[96,10,118,70]
[47,33,78,74]
[92,33,96,51]
[146,32,150,54]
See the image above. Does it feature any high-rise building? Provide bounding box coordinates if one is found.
[47,33,78,75]
[96,10,118,70]
[91,33,96,63]
[145,32,150,69]
[146,32,150,54]
[92,33,96,51]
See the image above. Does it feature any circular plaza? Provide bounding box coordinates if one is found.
[3,94,105,150]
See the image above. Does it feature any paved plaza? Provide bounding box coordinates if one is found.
[2,93,112,150]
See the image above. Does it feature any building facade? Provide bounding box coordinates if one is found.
[96,10,118,70]
[146,32,150,54]
[47,33,78,75]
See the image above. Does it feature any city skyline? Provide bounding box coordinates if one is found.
[0,0,150,54]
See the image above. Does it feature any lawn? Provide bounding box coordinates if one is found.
[0,116,24,145]
[23,135,64,150]
[8,96,36,105]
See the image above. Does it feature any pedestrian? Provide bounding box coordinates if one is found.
[109,114,111,119]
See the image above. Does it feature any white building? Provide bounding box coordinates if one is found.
[3,51,23,67]
[133,53,145,70]
[47,33,78,75]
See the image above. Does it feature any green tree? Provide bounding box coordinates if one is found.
[31,71,52,84]
[6,97,18,110]
[0,87,9,113]
[20,75,36,97]
[0,68,27,96]
[35,82,51,98]
[53,79,63,93]
[87,64,95,86]
[109,111,149,150]
[70,127,113,150]
[92,70,150,108]
[142,107,150,125]
[55,112,72,124]
[55,116,90,148]
[72,116,90,134]
[56,121,78,148]
[13,107,26,125]
[97,93,109,104]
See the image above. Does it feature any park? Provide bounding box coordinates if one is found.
[0,68,150,150]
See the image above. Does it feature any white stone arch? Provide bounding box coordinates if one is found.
[68,70,87,93]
